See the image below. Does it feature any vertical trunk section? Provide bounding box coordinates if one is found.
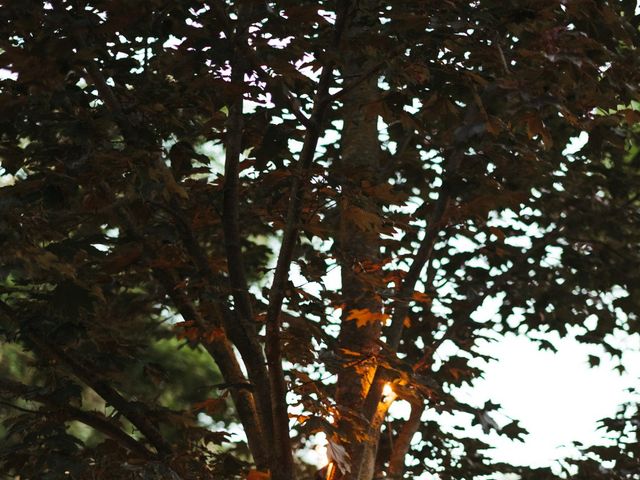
[333,2,384,478]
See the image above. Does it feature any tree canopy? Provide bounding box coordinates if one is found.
[0,1,639,479]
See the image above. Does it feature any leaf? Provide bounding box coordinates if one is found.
[104,243,144,273]
[404,63,430,84]
[525,114,553,149]
[202,327,226,344]
[18,247,77,278]
[192,398,226,415]
[536,338,558,353]
[246,470,270,480]
[411,291,432,304]
[288,414,310,425]
[51,280,95,316]
[345,308,390,327]
[199,429,230,445]
[501,420,528,442]
[588,355,601,367]
[344,205,384,232]
[0,143,24,175]
[488,226,506,241]
[161,167,190,199]
[339,348,362,357]
[326,438,351,474]
[476,411,500,434]
[623,108,640,125]
[361,182,408,204]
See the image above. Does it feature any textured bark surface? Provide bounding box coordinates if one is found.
[333,2,386,478]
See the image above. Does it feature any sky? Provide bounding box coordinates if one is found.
[460,333,639,469]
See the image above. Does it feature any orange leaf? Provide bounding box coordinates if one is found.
[346,308,389,327]
[192,398,225,414]
[411,291,432,304]
[203,327,225,344]
[288,414,310,424]
[246,470,270,480]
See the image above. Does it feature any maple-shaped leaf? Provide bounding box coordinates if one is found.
[501,420,529,442]
[361,181,409,204]
[346,308,390,327]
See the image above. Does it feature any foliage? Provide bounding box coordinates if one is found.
[0,1,639,479]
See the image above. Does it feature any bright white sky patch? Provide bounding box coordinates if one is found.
[0,68,17,81]
[460,333,639,468]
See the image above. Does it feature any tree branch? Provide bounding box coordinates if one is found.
[112,205,270,469]
[0,299,172,457]
[149,197,275,455]
[220,28,275,447]
[360,92,486,430]
[151,268,270,470]
[71,26,273,468]
[42,342,173,455]
[388,402,424,477]
[352,391,396,480]
[0,378,154,459]
[386,149,463,350]
[264,64,334,480]
[261,4,351,475]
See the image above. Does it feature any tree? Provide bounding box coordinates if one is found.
[0,1,639,479]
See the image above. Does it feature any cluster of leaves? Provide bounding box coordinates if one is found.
[0,1,639,479]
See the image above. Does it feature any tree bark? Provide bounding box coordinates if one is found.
[388,403,425,477]
[333,2,385,478]
[265,68,333,480]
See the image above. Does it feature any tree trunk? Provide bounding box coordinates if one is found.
[333,2,385,478]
